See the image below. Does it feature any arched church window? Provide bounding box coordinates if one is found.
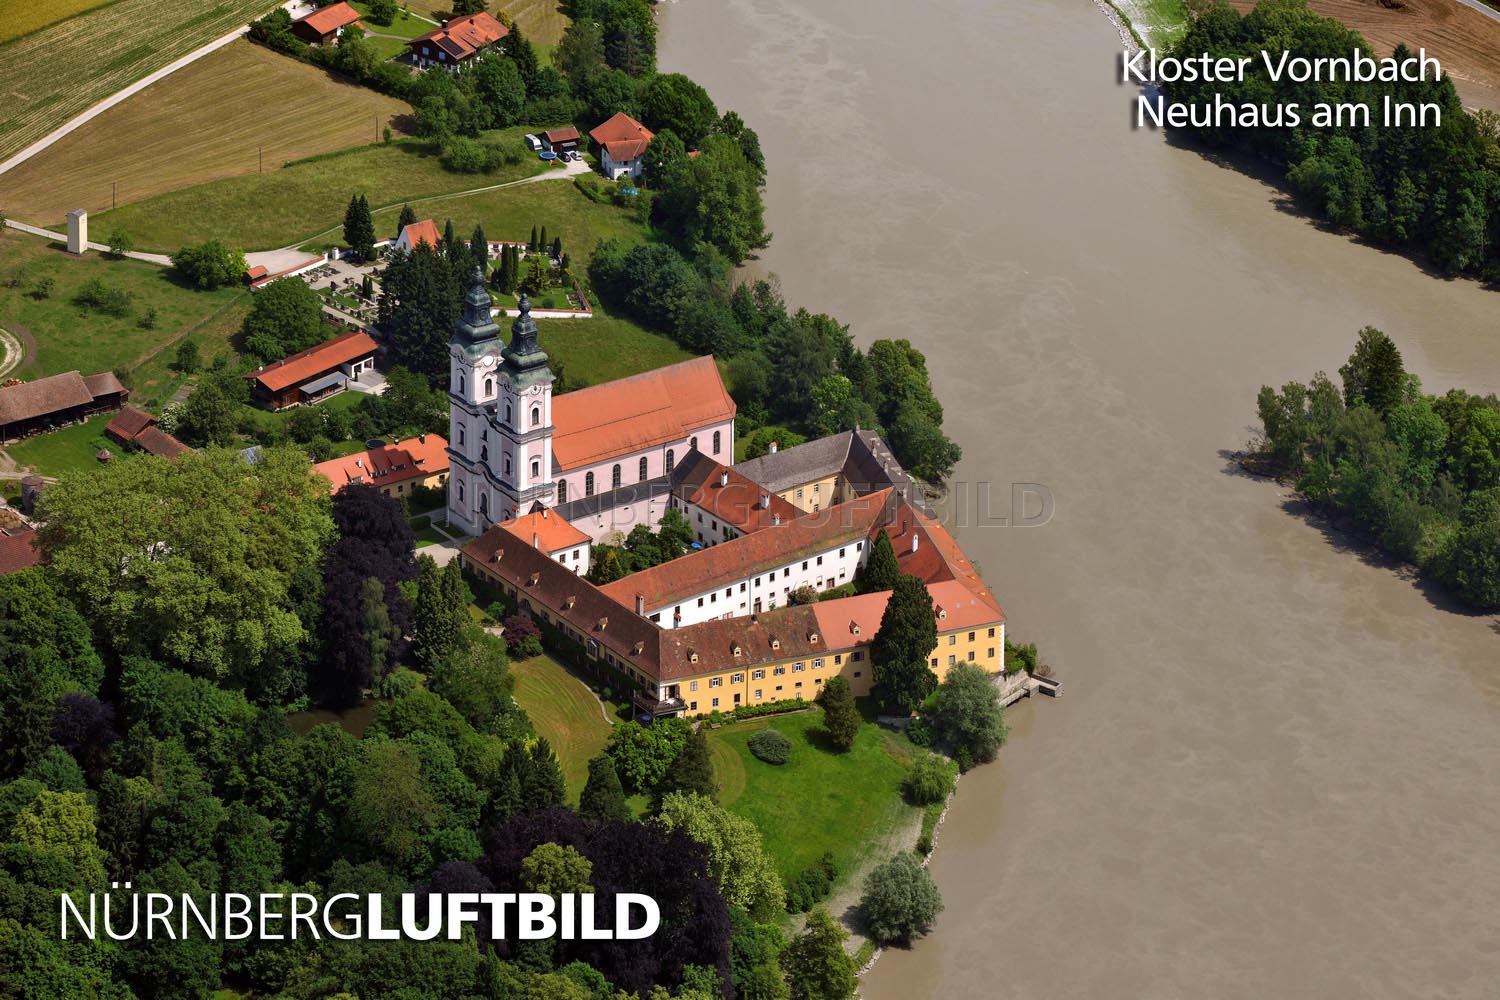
[458,425,466,446]
[691,435,698,452]
[713,430,722,454]
[639,457,648,482]
[558,479,568,503]
[479,493,488,514]
[612,464,622,489]
[504,455,512,475]
[457,482,465,503]
[531,405,540,427]
[666,449,675,473]
[585,472,595,497]
[505,403,512,424]
[481,446,488,463]
[485,378,494,397]
[459,374,466,394]
[531,458,541,479]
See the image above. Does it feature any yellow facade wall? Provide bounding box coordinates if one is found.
[776,473,847,513]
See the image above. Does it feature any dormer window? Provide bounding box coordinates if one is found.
[851,621,861,635]
[528,572,540,586]
[632,641,645,655]
[688,650,699,663]
[563,596,577,610]
[937,607,947,620]
[770,638,781,650]
[732,644,743,656]
[808,631,820,643]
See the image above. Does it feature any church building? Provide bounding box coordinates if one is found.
[446,267,735,536]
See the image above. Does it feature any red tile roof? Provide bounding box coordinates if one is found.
[245,332,378,394]
[105,405,156,444]
[600,489,896,611]
[298,1,363,35]
[589,112,655,162]
[313,434,449,493]
[0,529,42,575]
[500,509,591,554]
[543,126,581,144]
[398,219,441,250]
[0,371,120,429]
[133,426,191,460]
[551,356,734,471]
[678,458,802,534]
[408,11,506,61]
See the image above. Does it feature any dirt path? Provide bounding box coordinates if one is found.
[0,326,23,379]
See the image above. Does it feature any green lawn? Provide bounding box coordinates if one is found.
[364,33,412,62]
[541,312,694,389]
[92,131,551,252]
[510,652,612,804]
[5,412,131,478]
[0,229,244,380]
[706,710,919,882]
[349,1,432,37]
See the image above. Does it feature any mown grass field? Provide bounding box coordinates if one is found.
[92,131,554,251]
[4,412,130,477]
[391,0,567,45]
[707,710,918,882]
[3,40,411,224]
[540,313,695,389]
[0,0,278,162]
[0,0,117,44]
[510,653,613,804]
[348,1,433,37]
[0,229,243,380]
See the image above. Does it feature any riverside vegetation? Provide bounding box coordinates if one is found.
[1254,327,1500,608]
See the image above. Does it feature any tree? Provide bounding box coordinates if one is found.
[1438,487,1500,607]
[606,718,688,793]
[501,20,539,83]
[653,134,769,264]
[243,276,326,359]
[1339,326,1406,415]
[642,73,718,148]
[359,576,402,688]
[858,853,942,945]
[379,242,460,381]
[817,676,860,752]
[171,240,246,289]
[106,229,134,258]
[397,203,418,235]
[652,725,716,809]
[855,531,900,595]
[412,554,465,670]
[656,791,785,918]
[171,339,202,374]
[556,18,607,84]
[524,737,567,811]
[779,907,856,1000]
[470,222,489,274]
[521,842,593,894]
[174,379,236,447]
[930,661,1007,768]
[579,753,630,821]
[870,574,938,714]
[430,626,516,735]
[901,750,955,806]
[367,0,396,25]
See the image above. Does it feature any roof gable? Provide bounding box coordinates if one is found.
[245,332,378,393]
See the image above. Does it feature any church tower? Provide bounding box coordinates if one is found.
[446,265,502,536]
[445,266,556,536]
[491,290,556,517]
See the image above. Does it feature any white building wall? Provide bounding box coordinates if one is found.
[645,537,867,628]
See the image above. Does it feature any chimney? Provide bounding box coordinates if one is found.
[418,433,426,443]
[542,508,549,518]
[772,513,782,526]
[719,469,729,487]
[533,532,540,548]
[911,533,920,553]
[769,441,778,453]
[635,593,645,615]
[759,493,770,509]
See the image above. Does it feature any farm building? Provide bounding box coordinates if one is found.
[542,126,581,154]
[0,370,127,442]
[313,434,449,497]
[406,12,506,71]
[395,219,442,253]
[589,112,655,180]
[0,528,42,576]
[291,2,364,45]
[244,331,378,410]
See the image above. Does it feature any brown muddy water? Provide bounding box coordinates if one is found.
[659,0,1500,997]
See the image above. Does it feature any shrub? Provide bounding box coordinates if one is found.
[859,853,943,945]
[905,716,933,747]
[441,136,498,174]
[784,852,839,913]
[901,751,955,806]
[748,728,792,765]
[73,278,133,317]
[732,697,808,720]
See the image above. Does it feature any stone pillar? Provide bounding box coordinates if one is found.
[65,209,88,255]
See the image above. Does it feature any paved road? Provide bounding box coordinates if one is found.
[0,2,302,180]
[2,219,172,264]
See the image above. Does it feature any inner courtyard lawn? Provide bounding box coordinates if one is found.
[509,652,613,804]
[705,710,919,882]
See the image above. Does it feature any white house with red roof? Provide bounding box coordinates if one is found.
[406,11,506,71]
[589,112,655,180]
[395,219,442,254]
[445,268,734,536]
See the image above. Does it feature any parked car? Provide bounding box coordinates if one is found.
[523,134,542,151]
[568,151,581,162]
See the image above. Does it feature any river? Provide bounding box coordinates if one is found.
[658,0,1500,997]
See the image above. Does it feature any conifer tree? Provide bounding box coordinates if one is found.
[397,203,418,235]
[871,574,939,715]
[529,224,538,250]
[470,222,488,274]
[524,738,567,811]
[856,531,901,594]
[354,194,376,261]
[579,754,631,822]
[539,225,548,253]
[818,676,860,752]
[652,726,716,810]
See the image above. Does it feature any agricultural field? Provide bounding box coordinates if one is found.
[707,710,919,882]
[2,41,411,224]
[0,0,117,44]
[0,229,242,381]
[0,0,277,162]
[91,130,553,251]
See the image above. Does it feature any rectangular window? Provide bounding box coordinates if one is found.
[755,689,762,699]
[783,568,790,578]
[816,556,823,566]
[698,598,705,607]
[710,678,722,688]
[839,547,846,557]
[690,701,698,711]
[775,685,783,691]
[968,631,976,642]
[948,655,956,666]
[732,673,744,684]
[813,658,824,668]
[834,654,843,665]
[967,650,976,661]
[853,671,862,678]
[793,662,805,673]
[948,635,956,646]
[774,666,786,676]
[853,651,864,662]
[795,681,803,688]
[752,669,765,680]
[712,697,719,708]
[801,561,808,571]
[988,627,996,638]
[930,657,939,667]
[690,681,698,691]
[988,647,996,658]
